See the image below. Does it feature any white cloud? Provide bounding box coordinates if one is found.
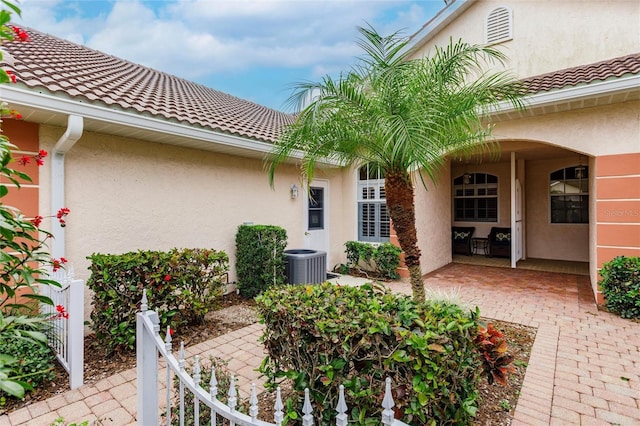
[17,0,442,108]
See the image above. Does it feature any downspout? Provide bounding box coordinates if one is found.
[51,115,83,259]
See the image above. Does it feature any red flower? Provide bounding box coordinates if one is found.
[52,258,67,272]
[18,155,30,166]
[163,275,171,281]
[31,215,43,227]
[6,70,16,84]
[55,305,69,319]
[11,26,29,42]
[35,150,47,166]
[57,207,70,219]
[169,327,175,336]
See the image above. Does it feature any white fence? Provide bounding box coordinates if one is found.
[136,291,411,425]
[40,267,84,389]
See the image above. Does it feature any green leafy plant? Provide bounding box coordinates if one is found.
[87,248,229,355]
[256,282,482,425]
[342,241,402,280]
[599,256,640,319]
[474,322,514,386]
[235,224,287,298]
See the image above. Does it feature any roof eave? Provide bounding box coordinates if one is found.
[3,85,340,167]
[488,74,640,117]
[403,0,475,56]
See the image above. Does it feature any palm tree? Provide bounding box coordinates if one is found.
[268,26,524,302]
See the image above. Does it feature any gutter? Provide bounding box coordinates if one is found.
[2,85,340,167]
[488,74,640,117]
[50,115,83,259]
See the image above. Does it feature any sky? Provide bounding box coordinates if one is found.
[15,0,445,111]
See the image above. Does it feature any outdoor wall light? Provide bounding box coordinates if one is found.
[290,184,299,199]
[463,173,472,185]
[575,166,585,179]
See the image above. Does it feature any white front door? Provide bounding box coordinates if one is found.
[303,180,329,255]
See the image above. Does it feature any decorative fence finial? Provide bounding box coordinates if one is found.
[382,377,395,425]
[140,289,148,312]
[274,386,284,426]
[302,388,314,426]
[209,365,218,398]
[336,384,348,426]
[164,326,172,351]
[228,375,237,412]
[249,383,259,421]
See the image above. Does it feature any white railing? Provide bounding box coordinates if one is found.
[40,266,84,389]
[136,290,410,426]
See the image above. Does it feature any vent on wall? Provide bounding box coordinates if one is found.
[486,6,513,45]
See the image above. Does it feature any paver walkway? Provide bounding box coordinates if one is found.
[1,263,639,425]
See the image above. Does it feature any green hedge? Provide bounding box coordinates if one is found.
[87,248,228,354]
[256,283,481,425]
[343,241,402,280]
[600,256,640,319]
[235,224,287,298]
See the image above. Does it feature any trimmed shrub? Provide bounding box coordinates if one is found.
[87,248,228,355]
[256,283,481,425]
[235,224,287,298]
[343,241,402,280]
[599,256,640,319]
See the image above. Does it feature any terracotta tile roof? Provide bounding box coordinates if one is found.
[3,28,639,141]
[522,53,640,93]
[2,27,295,143]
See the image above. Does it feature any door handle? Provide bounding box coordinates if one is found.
[304,232,310,236]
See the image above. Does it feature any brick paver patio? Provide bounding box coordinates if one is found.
[1,263,638,425]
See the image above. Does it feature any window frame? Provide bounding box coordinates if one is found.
[453,173,499,223]
[357,164,390,243]
[549,165,589,224]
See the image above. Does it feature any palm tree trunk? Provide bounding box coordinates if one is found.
[384,172,425,303]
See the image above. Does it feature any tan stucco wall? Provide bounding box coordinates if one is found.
[37,125,349,289]
[411,0,640,79]
[415,163,454,274]
[525,157,589,262]
[493,101,640,157]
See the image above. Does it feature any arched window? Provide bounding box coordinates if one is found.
[453,173,498,222]
[550,166,589,223]
[357,164,389,242]
[486,6,513,45]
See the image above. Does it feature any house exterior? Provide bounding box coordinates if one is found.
[1,27,353,309]
[407,0,640,302]
[1,0,638,308]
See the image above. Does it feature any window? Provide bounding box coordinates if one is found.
[308,187,324,230]
[486,6,513,45]
[453,173,498,222]
[550,166,588,223]
[358,164,390,243]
